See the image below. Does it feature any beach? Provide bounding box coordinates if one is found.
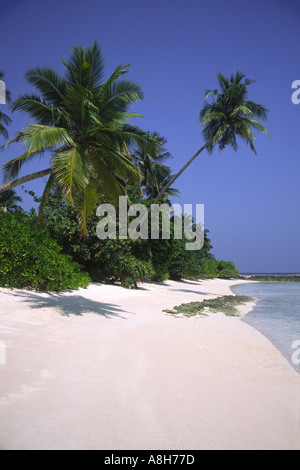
[0,278,299,450]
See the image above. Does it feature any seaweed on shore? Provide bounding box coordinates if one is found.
[164,295,255,317]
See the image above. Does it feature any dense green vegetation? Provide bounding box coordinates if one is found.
[21,189,238,289]
[0,193,240,291]
[0,211,90,291]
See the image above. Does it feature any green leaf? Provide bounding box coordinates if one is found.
[52,145,87,203]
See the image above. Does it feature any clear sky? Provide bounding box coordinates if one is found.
[0,0,300,273]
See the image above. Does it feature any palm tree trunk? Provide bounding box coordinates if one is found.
[151,138,213,205]
[0,168,52,193]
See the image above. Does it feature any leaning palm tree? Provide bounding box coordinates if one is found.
[0,42,151,233]
[150,71,269,205]
[0,189,22,212]
[0,71,12,138]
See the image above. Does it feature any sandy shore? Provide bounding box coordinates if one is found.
[0,278,299,450]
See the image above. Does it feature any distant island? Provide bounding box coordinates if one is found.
[239,273,300,282]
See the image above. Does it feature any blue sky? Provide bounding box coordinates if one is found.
[0,0,300,273]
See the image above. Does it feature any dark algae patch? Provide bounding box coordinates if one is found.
[164,295,255,317]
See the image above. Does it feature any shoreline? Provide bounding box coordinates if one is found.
[229,280,260,318]
[231,280,300,375]
[0,279,299,450]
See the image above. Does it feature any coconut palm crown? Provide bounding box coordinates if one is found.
[133,131,178,200]
[1,42,152,233]
[200,71,269,154]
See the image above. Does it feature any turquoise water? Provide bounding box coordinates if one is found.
[232,283,300,373]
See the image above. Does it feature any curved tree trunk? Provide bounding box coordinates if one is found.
[151,139,213,206]
[0,168,52,193]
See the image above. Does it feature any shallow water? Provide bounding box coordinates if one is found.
[232,283,300,373]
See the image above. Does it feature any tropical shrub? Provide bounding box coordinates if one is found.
[168,229,215,280]
[0,211,91,291]
[216,260,240,279]
[117,254,155,288]
[196,258,219,278]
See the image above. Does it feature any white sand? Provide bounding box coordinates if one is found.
[0,278,299,450]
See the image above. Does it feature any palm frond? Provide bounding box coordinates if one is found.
[63,84,103,130]
[52,145,87,203]
[75,177,101,234]
[84,41,105,89]
[204,89,218,99]
[0,113,12,139]
[97,162,127,205]
[11,94,57,125]
[2,125,73,181]
[62,42,105,92]
[15,124,73,152]
[97,63,131,100]
[230,105,253,117]
[244,117,270,135]
[24,67,65,106]
[99,78,144,120]
[216,73,230,92]
[200,111,226,124]
[245,100,269,121]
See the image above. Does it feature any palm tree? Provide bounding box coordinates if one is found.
[0,189,22,212]
[0,71,12,138]
[0,42,151,233]
[150,71,269,205]
[145,164,180,204]
[133,132,173,196]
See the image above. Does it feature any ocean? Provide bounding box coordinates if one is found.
[231,282,300,374]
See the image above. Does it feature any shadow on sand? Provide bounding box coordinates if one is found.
[175,279,203,285]
[170,288,209,295]
[5,289,129,319]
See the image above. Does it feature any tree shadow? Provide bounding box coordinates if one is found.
[7,290,129,319]
[147,281,169,286]
[176,279,203,285]
[133,281,169,291]
[170,289,209,295]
